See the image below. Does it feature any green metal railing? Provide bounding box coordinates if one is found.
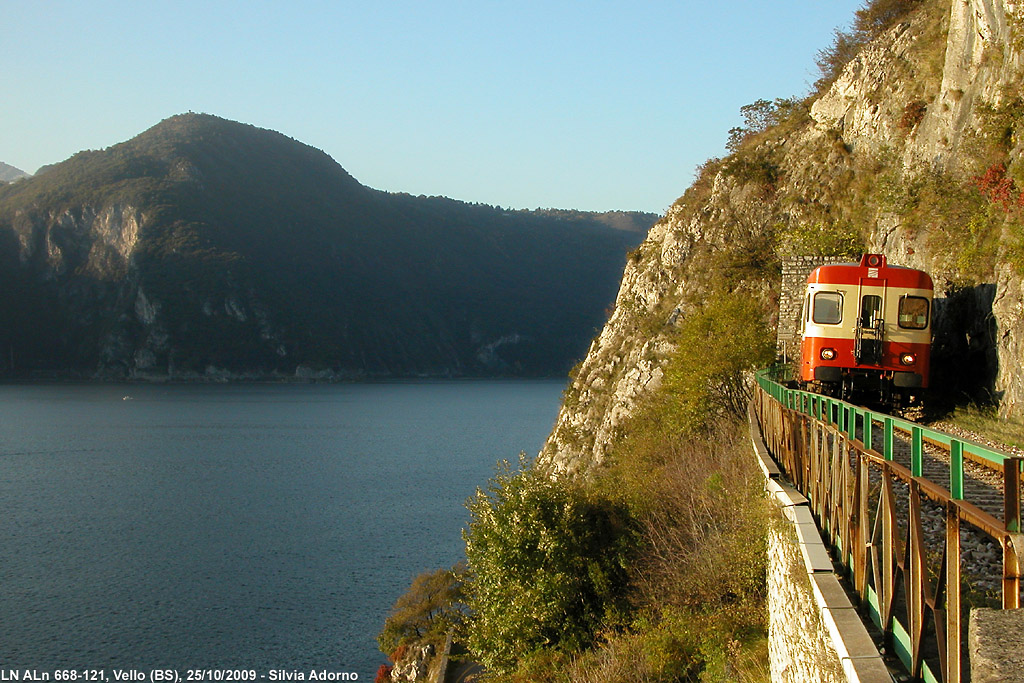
[756,366,1015,509]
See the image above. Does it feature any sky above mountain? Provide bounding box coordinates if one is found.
[4,0,862,213]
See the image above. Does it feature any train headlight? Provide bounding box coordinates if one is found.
[900,353,916,366]
[820,348,837,361]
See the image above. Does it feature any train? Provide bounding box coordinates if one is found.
[797,253,933,408]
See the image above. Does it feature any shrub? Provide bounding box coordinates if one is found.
[854,0,922,37]
[564,614,703,683]
[655,292,775,436]
[967,163,1024,276]
[722,148,780,193]
[781,221,864,258]
[975,163,1022,211]
[390,644,408,662]
[462,456,634,673]
[815,28,866,90]
[815,0,923,90]
[900,100,928,130]
[900,168,999,280]
[631,427,768,613]
[976,91,1024,160]
[588,426,770,682]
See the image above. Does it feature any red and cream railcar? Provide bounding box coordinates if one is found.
[799,253,933,406]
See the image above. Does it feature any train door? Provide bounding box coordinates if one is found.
[856,278,885,366]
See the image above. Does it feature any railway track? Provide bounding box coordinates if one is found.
[879,422,1013,517]
[859,416,1015,594]
[792,400,1021,595]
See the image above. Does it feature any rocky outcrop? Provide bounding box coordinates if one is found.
[12,204,141,276]
[540,206,703,475]
[540,0,1024,475]
[993,264,1024,413]
[970,608,1024,682]
[389,643,435,682]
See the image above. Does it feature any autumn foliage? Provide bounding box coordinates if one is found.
[975,163,1024,212]
[376,566,466,655]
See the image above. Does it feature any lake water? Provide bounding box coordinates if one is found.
[0,380,564,678]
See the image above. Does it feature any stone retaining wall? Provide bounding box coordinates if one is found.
[969,608,1024,682]
[749,405,892,682]
[776,256,849,359]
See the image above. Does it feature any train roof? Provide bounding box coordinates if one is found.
[806,254,933,290]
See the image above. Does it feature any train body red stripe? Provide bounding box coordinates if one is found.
[807,263,933,289]
[799,337,931,388]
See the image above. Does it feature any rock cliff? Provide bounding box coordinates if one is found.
[540,0,1024,475]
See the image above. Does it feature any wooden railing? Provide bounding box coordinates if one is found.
[754,368,1024,683]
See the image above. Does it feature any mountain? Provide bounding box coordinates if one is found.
[0,114,651,379]
[0,162,30,183]
[540,0,1024,474]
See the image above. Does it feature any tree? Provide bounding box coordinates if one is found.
[726,98,801,152]
[377,564,466,655]
[462,456,634,673]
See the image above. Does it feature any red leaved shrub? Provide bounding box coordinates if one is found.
[975,163,1023,211]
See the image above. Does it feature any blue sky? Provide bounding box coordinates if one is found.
[3,1,863,213]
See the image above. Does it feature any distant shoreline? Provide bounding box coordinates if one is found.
[0,372,571,385]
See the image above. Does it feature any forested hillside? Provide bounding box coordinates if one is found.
[0,114,650,379]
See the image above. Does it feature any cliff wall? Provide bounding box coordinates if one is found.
[540,0,1024,475]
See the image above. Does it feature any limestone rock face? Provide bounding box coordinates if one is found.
[993,265,1024,414]
[540,207,697,476]
[390,643,435,682]
[969,608,1024,682]
[539,0,1024,475]
[12,204,141,275]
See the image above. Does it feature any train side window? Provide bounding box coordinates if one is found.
[898,296,929,329]
[812,291,843,324]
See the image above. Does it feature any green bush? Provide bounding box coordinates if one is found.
[655,292,775,436]
[463,456,634,673]
[462,293,773,679]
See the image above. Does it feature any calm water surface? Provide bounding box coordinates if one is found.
[0,380,564,676]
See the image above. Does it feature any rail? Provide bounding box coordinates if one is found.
[753,366,1024,683]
